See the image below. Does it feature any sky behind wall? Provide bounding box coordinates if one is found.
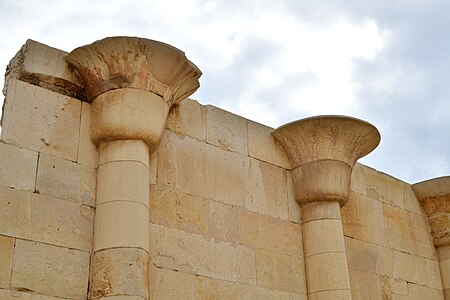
[0,0,449,183]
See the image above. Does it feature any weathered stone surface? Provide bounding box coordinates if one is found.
[0,289,66,300]
[94,201,149,252]
[345,237,385,275]
[206,105,248,155]
[348,269,381,300]
[77,102,99,167]
[0,235,14,289]
[0,185,93,251]
[2,80,81,161]
[247,120,290,169]
[256,249,307,294]
[150,185,208,235]
[342,192,385,246]
[240,210,303,257]
[408,283,444,300]
[36,153,96,206]
[208,201,241,243]
[244,285,307,300]
[166,98,206,140]
[158,131,246,206]
[236,245,256,285]
[66,36,201,104]
[287,173,301,223]
[301,201,341,224]
[427,258,444,290]
[90,248,148,299]
[11,239,89,299]
[0,142,38,191]
[308,290,352,300]
[303,219,346,257]
[245,158,288,219]
[150,267,195,300]
[97,160,149,207]
[350,162,367,195]
[365,166,406,208]
[195,275,244,299]
[305,252,350,293]
[4,39,85,100]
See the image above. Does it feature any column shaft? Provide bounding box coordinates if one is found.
[89,140,150,300]
[301,201,352,299]
[437,246,450,299]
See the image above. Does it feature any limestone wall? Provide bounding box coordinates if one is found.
[0,39,444,300]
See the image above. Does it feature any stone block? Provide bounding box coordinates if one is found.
[157,131,246,206]
[345,237,385,275]
[404,184,425,215]
[36,153,96,206]
[441,258,450,290]
[304,252,350,293]
[0,184,94,251]
[392,250,415,282]
[98,139,149,167]
[341,192,385,246]
[0,290,63,300]
[166,98,206,140]
[2,80,81,161]
[350,162,367,195]
[407,283,444,300]
[149,224,210,276]
[301,201,341,224]
[256,249,307,294]
[94,201,149,252]
[97,160,149,207]
[4,39,84,100]
[247,120,290,169]
[308,290,352,300]
[302,219,345,257]
[0,235,14,289]
[0,142,38,191]
[11,239,90,299]
[240,211,303,257]
[206,105,248,155]
[236,245,256,285]
[207,201,241,243]
[150,185,208,235]
[348,269,381,300]
[195,276,244,299]
[244,285,306,300]
[245,158,288,219]
[209,239,237,281]
[150,267,195,300]
[287,172,301,223]
[77,102,99,167]
[364,167,406,208]
[89,248,148,299]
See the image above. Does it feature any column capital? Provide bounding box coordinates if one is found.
[413,176,450,247]
[65,36,202,151]
[273,115,380,207]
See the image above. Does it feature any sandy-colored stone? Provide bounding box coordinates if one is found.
[90,248,148,299]
[36,153,96,206]
[256,249,307,294]
[4,39,84,100]
[404,184,425,215]
[0,184,94,251]
[158,131,246,206]
[350,162,367,195]
[365,167,406,208]
[301,201,341,224]
[209,240,237,281]
[11,239,89,299]
[305,252,351,293]
[303,219,346,257]
[195,276,244,300]
[150,267,195,300]
[150,185,208,235]
[0,289,66,300]
[97,160,149,207]
[309,290,353,300]
[342,192,385,246]
[94,201,149,252]
[247,120,291,169]
[2,80,81,161]
[440,258,450,289]
[0,235,14,289]
[408,283,444,300]
[66,36,201,104]
[206,105,248,155]
[244,285,307,300]
[236,245,256,285]
[149,224,210,276]
[348,268,381,300]
[77,102,99,167]
[0,142,38,192]
[245,158,288,219]
[287,172,301,223]
[99,139,149,167]
[208,201,241,243]
[166,98,206,140]
[240,211,303,257]
[392,250,416,282]
[345,237,385,275]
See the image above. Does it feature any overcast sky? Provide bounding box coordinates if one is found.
[0,0,449,184]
